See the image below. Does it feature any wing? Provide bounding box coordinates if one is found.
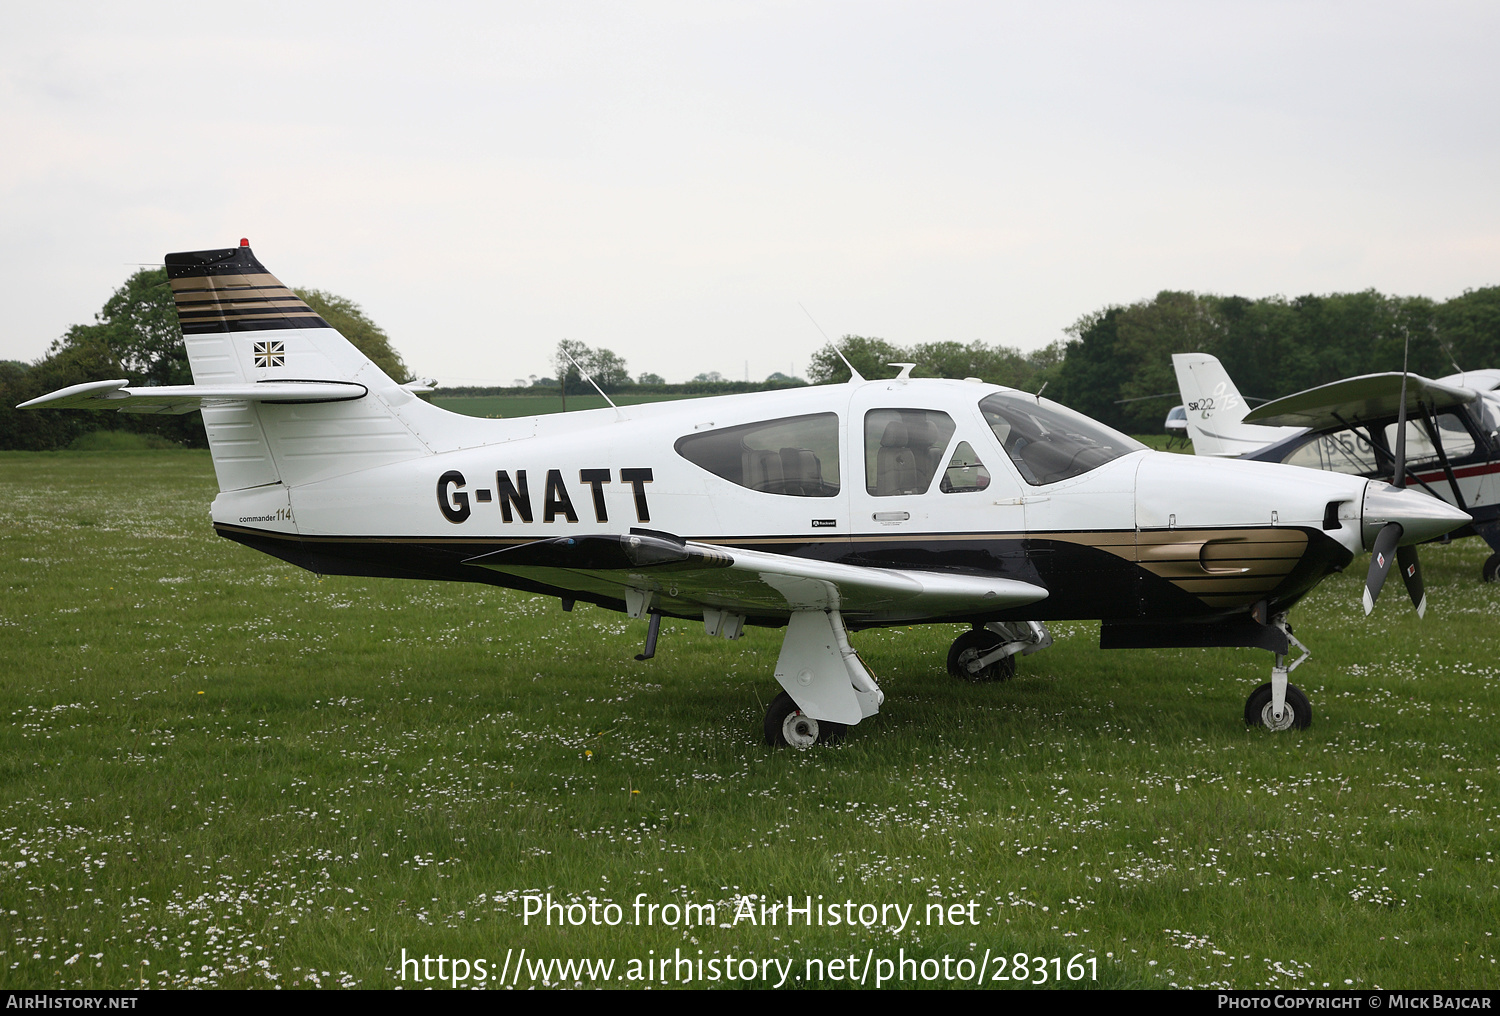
[1243,373,1477,429]
[19,379,367,416]
[464,530,1048,623]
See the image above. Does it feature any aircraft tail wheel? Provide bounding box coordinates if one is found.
[764,691,846,748]
[1244,682,1312,732]
[1483,553,1500,583]
[946,629,1017,683]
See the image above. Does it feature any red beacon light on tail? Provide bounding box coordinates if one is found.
[239,238,249,248]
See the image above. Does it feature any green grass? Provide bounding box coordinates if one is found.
[66,431,183,452]
[1,449,1497,989]
[1130,432,1194,453]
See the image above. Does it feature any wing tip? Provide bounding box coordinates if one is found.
[17,379,130,410]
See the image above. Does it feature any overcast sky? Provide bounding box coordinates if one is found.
[3,2,1498,386]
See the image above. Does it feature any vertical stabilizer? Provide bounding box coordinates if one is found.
[1171,353,1302,457]
[166,242,430,491]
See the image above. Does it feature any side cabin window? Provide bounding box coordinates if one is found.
[1282,431,1381,475]
[1282,413,1479,477]
[979,392,1144,486]
[864,409,957,496]
[674,413,840,496]
[1481,395,1500,440]
[1383,413,1477,469]
[939,441,991,493]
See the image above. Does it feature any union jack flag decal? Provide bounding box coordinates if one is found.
[254,340,285,368]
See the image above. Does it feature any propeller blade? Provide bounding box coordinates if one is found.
[1393,398,1407,488]
[1397,544,1426,619]
[1394,325,1410,488]
[1363,521,1403,615]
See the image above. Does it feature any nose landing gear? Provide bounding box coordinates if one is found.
[1245,614,1312,731]
[1245,681,1311,731]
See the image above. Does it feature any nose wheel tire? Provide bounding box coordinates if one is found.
[1482,553,1500,583]
[1244,682,1311,731]
[764,691,846,748]
[946,629,1017,683]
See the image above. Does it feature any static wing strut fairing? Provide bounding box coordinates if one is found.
[22,243,1472,744]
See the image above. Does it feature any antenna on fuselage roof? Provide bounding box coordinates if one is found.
[561,347,619,413]
[798,303,865,382]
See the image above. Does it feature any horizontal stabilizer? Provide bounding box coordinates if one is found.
[19,379,367,415]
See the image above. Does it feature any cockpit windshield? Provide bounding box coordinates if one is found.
[980,392,1145,486]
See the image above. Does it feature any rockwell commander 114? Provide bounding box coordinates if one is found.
[21,243,1471,745]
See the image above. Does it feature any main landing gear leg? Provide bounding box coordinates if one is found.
[1244,614,1312,731]
[946,621,1052,682]
[764,610,882,748]
[1475,521,1500,582]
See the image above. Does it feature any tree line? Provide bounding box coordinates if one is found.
[800,288,1500,433]
[1042,287,1500,433]
[6,265,1500,450]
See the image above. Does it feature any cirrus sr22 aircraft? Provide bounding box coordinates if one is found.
[22,243,1471,746]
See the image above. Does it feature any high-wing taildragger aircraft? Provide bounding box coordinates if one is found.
[1173,353,1500,584]
[22,244,1471,744]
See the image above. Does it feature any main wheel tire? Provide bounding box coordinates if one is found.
[1244,682,1312,731]
[763,691,845,748]
[946,629,1017,683]
[1482,553,1500,583]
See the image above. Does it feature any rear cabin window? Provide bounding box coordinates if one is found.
[674,413,840,496]
[979,392,1144,486]
[864,409,957,496]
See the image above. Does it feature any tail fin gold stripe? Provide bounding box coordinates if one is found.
[170,272,327,334]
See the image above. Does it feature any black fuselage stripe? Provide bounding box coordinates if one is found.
[181,317,332,334]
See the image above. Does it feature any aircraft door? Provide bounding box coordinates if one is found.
[849,398,1027,542]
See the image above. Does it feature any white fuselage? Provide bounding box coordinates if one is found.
[210,378,1378,626]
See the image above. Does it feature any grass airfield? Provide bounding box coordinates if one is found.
[1,449,1497,990]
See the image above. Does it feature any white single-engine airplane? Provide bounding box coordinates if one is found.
[1174,353,1500,584]
[22,244,1471,744]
